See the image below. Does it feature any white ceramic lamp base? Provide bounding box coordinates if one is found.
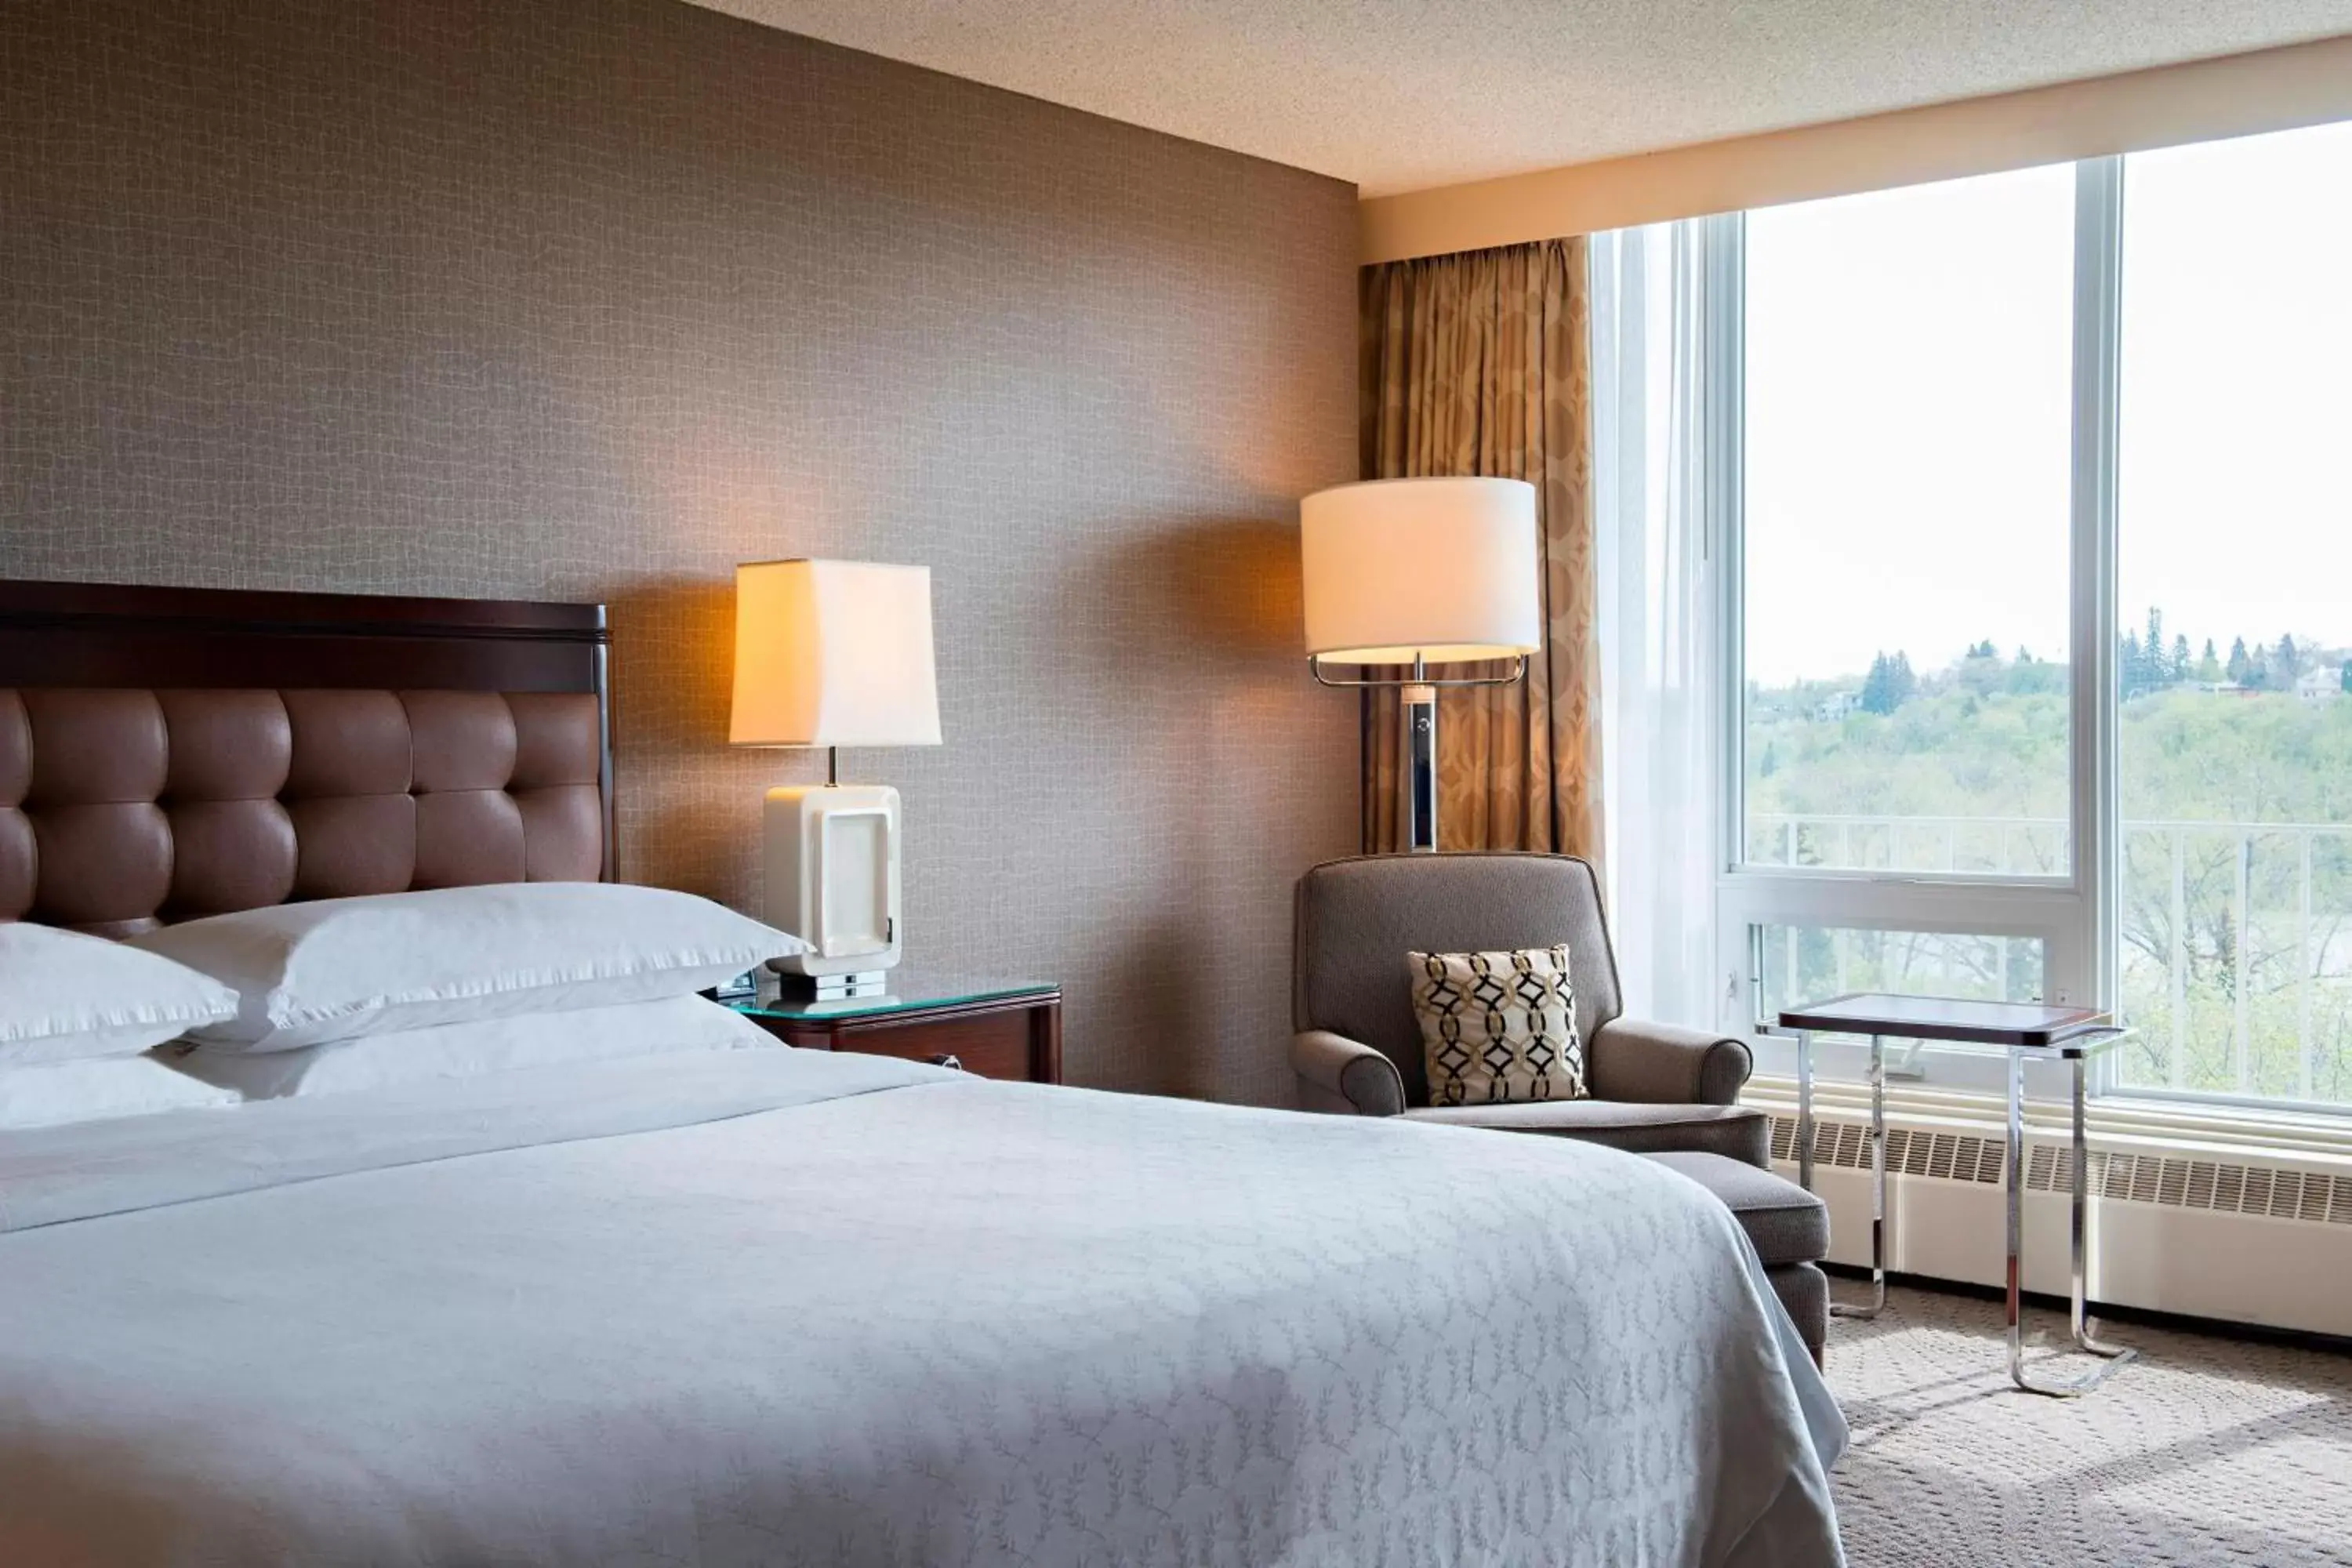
[761,782,903,989]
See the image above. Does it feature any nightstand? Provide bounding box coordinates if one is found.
[729,977,1062,1084]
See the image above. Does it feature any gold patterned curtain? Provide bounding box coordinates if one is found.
[1358,237,1602,863]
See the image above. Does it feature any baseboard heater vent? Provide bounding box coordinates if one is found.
[1765,1115,2352,1225]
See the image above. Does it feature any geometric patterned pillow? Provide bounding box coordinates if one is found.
[1407,945,1585,1105]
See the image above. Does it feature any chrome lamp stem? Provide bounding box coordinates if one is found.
[1402,653,1437,853]
[1308,648,1526,856]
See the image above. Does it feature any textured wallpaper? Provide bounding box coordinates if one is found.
[0,0,1360,1103]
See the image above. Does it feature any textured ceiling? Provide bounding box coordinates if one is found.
[684,1,2352,196]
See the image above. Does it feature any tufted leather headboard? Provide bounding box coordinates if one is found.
[0,581,612,936]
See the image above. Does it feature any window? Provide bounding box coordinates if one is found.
[2114,122,2352,1105]
[1744,167,2075,877]
[1704,119,2352,1113]
[1755,926,2049,1022]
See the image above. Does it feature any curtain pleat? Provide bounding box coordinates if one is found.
[1357,238,1602,867]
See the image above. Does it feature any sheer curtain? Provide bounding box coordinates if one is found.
[1592,220,1721,1028]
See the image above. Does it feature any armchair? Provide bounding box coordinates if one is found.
[1291,853,1831,1359]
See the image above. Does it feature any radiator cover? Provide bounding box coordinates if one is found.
[1765,1110,2352,1338]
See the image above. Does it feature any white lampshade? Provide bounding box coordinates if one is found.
[729,559,942,748]
[1300,477,1541,664]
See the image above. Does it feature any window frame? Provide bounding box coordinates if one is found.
[1712,158,2127,1098]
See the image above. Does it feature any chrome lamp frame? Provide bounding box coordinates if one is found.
[1310,652,1527,852]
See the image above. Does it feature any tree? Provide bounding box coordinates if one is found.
[1859,651,1916,715]
[1860,653,1893,714]
[2121,631,2144,699]
[2341,662,2352,695]
[2171,633,2191,684]
[2198,638,2223,684]
[2278,634,2303,684]
[2227,637,2252,684]
[2129,608,2168,697]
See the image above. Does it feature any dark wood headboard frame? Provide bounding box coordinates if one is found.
[0,579,615,877]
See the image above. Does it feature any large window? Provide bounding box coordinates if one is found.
[1744,166,2075,877]
[1715,120,2352,1113]
[2113,122,2352,1104]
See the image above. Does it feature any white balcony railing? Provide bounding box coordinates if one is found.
[1747,812,2352,1105]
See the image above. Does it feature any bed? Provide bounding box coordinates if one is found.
[0,580,1846,1567]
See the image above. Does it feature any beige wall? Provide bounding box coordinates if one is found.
[1363,34,2352,262]
[0,0,1363,1104]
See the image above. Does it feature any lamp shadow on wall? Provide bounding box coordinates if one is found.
[1069,514,1315,1102]
[1102,514,1305,677]
[605,574,822,909]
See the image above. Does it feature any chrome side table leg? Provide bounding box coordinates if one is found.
[1795,1029,1814,1195]
[1832,1033,1886,1320]
[2010,1051,2136,1397]
[2005,1047,2030,1386]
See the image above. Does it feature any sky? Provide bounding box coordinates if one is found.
[1740,118,2352,687]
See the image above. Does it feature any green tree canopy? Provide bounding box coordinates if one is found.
[1859,652,1917,715]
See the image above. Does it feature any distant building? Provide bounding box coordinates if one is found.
[2296,666,2341,703]
[1813,691,1859,722]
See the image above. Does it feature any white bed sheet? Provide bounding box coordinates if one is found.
[0,1048,1845,1566]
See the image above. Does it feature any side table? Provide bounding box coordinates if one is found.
[731,976,1062,1084]
[1765,992,2138,1397]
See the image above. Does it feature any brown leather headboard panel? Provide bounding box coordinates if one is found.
[0,581,612,935]
[0,688,603,935]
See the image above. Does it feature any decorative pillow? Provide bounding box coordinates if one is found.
[129,883,808,1054]
[1408,945,1585,1105]
[0,923,240,1065]
[171,994,775,1100]
[0,1054,241,1130]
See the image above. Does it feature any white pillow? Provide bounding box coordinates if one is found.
[0,923,240,1065]
[172,994,775,1100]
[129,883,806,1054]
[0,1054,241,1130]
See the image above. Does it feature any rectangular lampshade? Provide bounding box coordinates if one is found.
[729,559,942,748]
[1300,476,1542,664]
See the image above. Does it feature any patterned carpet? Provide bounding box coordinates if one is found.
[1824,1287,2352,1567]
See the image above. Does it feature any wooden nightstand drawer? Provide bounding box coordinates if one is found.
[832,1010,1033,1080]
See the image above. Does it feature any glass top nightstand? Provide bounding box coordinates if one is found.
[729,975,1057,1024]
[727,975,1062,1083]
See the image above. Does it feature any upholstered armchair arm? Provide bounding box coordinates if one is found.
[1586,1018,1752,1106]
[1291,1029,1406,1117]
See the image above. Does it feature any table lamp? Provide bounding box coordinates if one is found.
[1300,477,1541,852]
[730,559,942,999]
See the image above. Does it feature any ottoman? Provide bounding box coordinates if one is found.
[1646,1149,1833,1364]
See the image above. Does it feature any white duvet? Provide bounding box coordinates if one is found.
[0,1049,1845,1566]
